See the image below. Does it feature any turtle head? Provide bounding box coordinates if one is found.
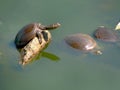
[39,23,61,30]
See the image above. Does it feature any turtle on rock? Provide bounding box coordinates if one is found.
[15,23,60,49]
[14,22,61,65]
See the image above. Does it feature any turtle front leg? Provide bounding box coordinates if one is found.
[41,31,48,41]
[36,31,42,44]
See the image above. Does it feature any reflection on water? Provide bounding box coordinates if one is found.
[1,0,120,90]
[13,51,60,71]
[41,51,60,61]
[19,51,60,66]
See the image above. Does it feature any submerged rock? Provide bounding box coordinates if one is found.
[19,31,51,65]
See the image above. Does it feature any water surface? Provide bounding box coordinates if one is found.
[0,0,120,90]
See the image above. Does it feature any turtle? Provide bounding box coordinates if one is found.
[94,26,120,43]
[15,23,60,49]
[64,33,102,55]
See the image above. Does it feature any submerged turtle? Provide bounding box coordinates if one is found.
[64,33,102,55]
[15,23,60,49]
[94,26,120,43]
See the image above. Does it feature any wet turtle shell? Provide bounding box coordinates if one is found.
[94,26,120,42]
[65,33,102,54]
[15,23,41,48]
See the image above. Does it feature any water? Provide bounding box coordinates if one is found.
[0,0,120,90]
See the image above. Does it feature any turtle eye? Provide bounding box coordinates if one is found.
[41,31,48,41]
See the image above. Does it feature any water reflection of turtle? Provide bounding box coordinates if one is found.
[65,33,102,55]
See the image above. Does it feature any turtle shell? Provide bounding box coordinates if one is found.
[65,33,97,51]
[15,23,40,48]
[94,26,120,42]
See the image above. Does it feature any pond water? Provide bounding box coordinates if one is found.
[0,0,120,90]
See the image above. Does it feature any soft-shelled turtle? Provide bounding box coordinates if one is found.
[94,26,120,43]
[15,23,60,49]
[65,33,102,55]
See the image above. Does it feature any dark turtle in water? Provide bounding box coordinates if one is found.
[94,26,120,43]
[15,23,60,49]
[65,33,102,55]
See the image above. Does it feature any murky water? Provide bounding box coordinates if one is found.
[0,0,120,90]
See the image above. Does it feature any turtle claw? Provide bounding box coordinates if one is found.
[36,31,42,44]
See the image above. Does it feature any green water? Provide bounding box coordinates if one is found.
[0,0,120,90]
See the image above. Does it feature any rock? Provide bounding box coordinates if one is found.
[19,31,51,65]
